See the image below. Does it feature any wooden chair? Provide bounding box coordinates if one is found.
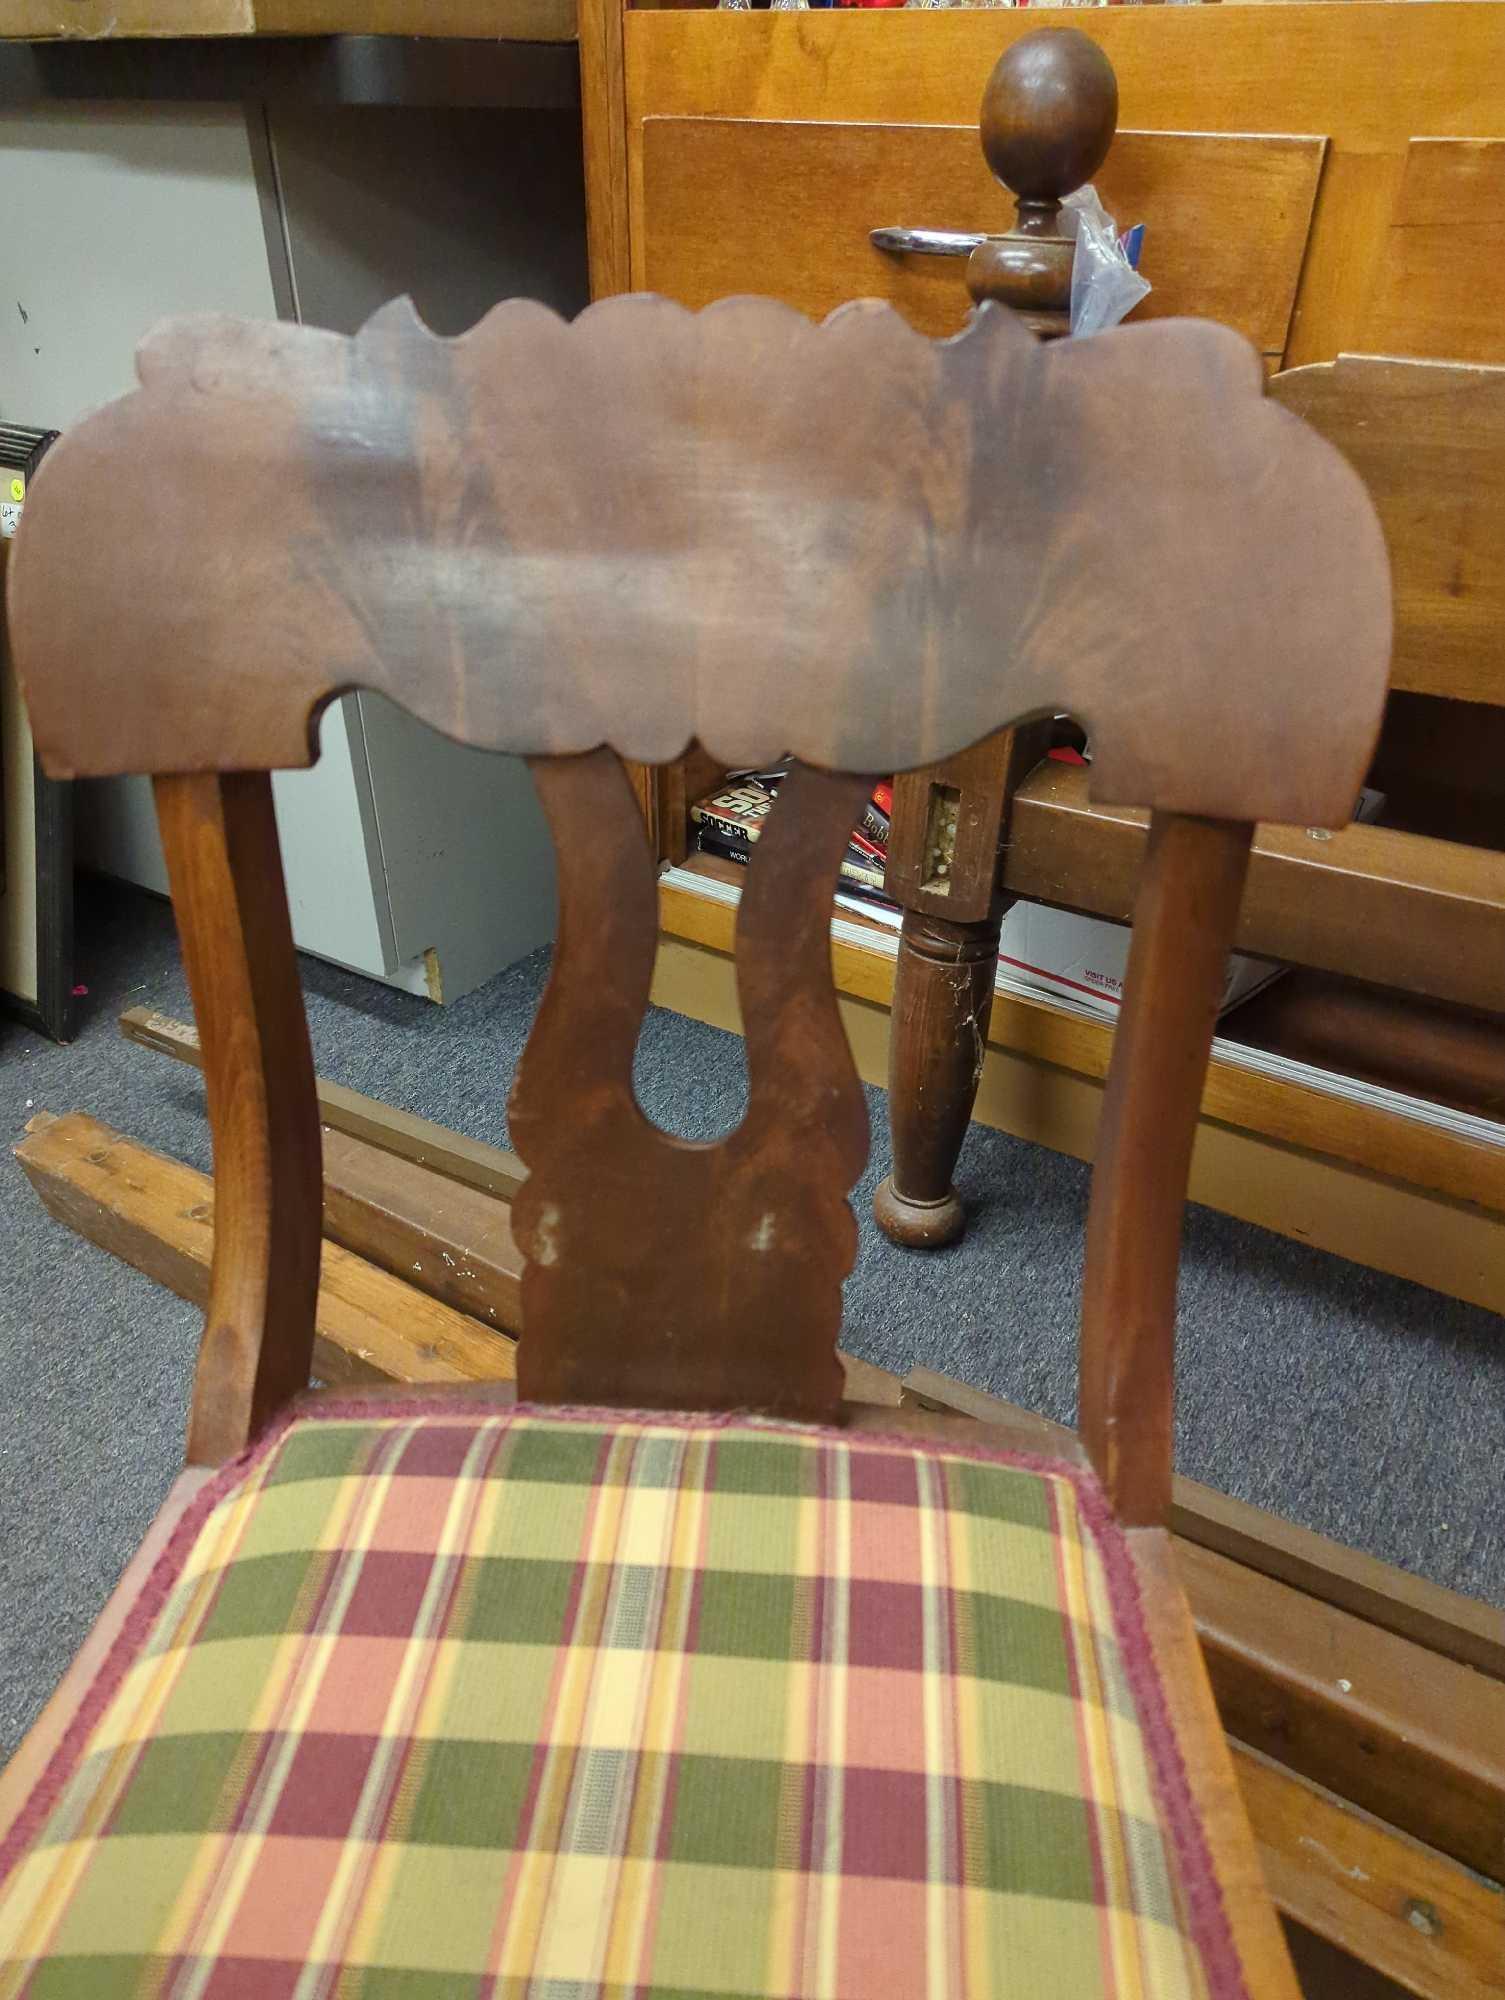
[0,293,1389,1996]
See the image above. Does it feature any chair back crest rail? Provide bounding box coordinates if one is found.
[7,295,1392,1514]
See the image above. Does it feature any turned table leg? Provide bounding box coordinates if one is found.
[876,725,1050,1252]
[867,35,1112,1253]
[874,907,1003,1248]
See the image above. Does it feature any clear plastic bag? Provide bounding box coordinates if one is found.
[1062,185,1151,338]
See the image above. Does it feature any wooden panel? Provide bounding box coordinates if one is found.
[1004,761,1505,1018]
[624,8,1505,155]
[2,0,577,36]
[120,1007,528,1202]
[1284,147,1407,377]
[1181,1541,1505,1884]
[1,0,252,31]
[1364,140,1505,363]
[1180,1489,1505,1694]
[319,1128,523,1338]
[511,752,863,1419]
[1226,974,1505,1128]
[253,0,576,34]
[15,1111,517,1388]
[1275,356,1505,712]
[1236,1748,1505,2000]
[10,299,1390,833]
[579,0,632,293]
[640,119,1324,362]
[624,4,1505,369]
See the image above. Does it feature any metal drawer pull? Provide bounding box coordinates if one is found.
[870,227,983,258]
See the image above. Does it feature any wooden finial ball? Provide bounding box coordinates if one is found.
[979,29,1119,206]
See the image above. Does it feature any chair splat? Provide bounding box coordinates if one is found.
[512,751,870,1420]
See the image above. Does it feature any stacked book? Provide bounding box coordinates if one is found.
[690,768,899,921]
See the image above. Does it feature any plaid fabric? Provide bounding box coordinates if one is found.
[0,1402,1245,1999]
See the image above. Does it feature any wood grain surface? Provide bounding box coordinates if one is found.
[1363,138,1505,365]
[2,0,577,36]
[640,119,1324,362]
[578,0,631,293]
[1079,813,1253,1525]
[1274,354,1505,711]
[622,5,1505,156]
[1005,758,1505,1018]
[872,908,1001,1252]
[1182,1540,1505,1884]
[619,4,1505,378]
[1235,1746,1505,2000]
[15,1113,515,1390]
[9,296,1390,828]
[1227,973,1505,1129]
[253,0,576,33]
[318,1128,524,1338]
[155,774,322,1464]
[119,1006,529,1203]
[511,751,865,1420]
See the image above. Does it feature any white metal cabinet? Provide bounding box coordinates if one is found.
[0,94,584,1000]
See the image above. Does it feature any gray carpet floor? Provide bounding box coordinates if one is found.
[2,876,1502,1750]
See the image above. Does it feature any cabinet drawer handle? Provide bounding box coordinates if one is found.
[870,226,983,258]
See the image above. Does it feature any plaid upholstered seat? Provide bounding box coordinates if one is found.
[0,1401,1241,1998]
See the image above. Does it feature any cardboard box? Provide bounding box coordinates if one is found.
[997,898,1283,1020]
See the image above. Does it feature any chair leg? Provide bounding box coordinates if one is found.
[874,906,1000,1250]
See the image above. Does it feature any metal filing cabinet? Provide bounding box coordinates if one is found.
[0,88,587,999]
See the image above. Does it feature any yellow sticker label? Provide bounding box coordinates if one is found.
[8,478,22,503]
